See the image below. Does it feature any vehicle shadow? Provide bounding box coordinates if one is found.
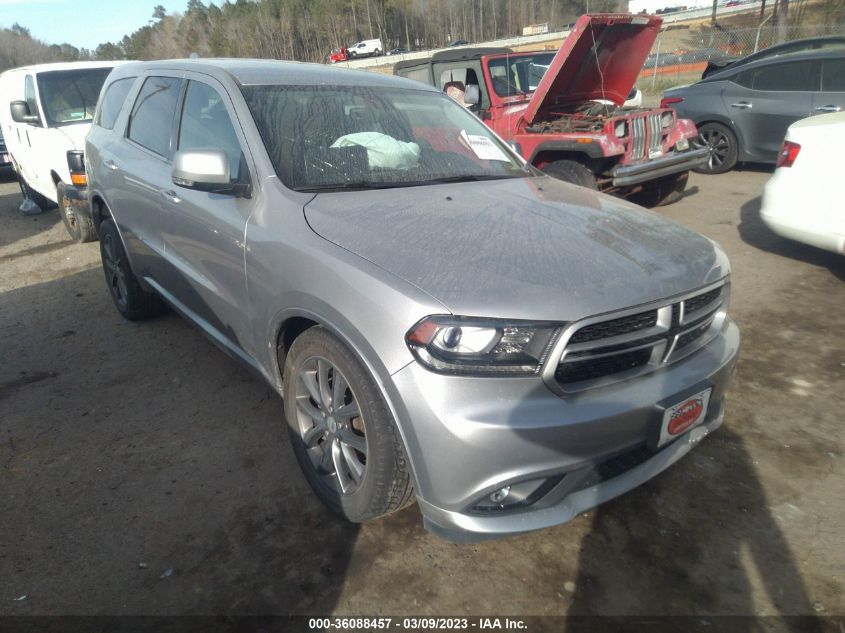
[0,267,356,615]
[734,162,775,174]
[564,426,822,631]
[738,195,845,282]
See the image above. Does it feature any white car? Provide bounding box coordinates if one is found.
[0,61,125,241]
[760,111,845,255]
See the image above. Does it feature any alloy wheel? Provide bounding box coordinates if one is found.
[693,127,731,172]
[101,234,129,310]
[294,357,367,495]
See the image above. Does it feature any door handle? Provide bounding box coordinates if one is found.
[103,159,119,171]
[160,189,181,204]
[814,105,841,112]
[730,102,752,109]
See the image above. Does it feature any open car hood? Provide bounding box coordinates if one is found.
[524,13,662,125]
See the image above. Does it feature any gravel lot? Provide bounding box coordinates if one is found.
[1,166,843,621]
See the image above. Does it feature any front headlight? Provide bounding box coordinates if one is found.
[614,121,627,138]
[661,111,674,129]
[406,316,563,376]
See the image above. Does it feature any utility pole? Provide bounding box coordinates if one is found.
[711,0,718,25]
[775,0,789,42]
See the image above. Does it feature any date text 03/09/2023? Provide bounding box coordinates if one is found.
[308,617,529,630]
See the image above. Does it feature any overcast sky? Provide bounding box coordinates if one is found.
[0,0,218,51]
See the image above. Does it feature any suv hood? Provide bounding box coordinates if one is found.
[303,177,728,322]
[524,13,662,125]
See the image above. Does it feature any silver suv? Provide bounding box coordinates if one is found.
[86,60,740,541]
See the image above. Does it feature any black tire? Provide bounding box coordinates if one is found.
[98,219,166,321]
[374,48,381,56]
[542,159,598,190]
[628,171,689,208]
[57,182,97,243]
[692,122,738,174]
[348,50,357,58]
[17,174,56,211]
[283,326,414,523]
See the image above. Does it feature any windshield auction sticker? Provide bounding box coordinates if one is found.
[460,129,510,162]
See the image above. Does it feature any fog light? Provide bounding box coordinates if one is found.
[489,486,510,503]
[471,476,563,513]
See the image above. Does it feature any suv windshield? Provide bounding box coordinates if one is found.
[37,68,113,127]
[488,53,555,96]
[241,85,529,191]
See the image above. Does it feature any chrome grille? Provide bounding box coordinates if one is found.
[648,113,662,156]
[628,114,663,161]
[630,116,646,160]
[547,281,729,393]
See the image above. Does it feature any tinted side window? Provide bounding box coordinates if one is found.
[822,59,845,91]
[734,70,754,88]
[96,77,136,130]
[177,81,243,180]
[128,76,181,157]
[751,61,814,91]
[24,75,37,116]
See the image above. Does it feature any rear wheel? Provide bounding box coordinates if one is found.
[99,219,166,321]
[542,159,598,190]
[283,327,414,522]
[692,122,738,174]
[57,182,96,243]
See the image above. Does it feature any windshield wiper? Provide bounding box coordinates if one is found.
[296,181,419,193]
[296,174,528,193]
[426,174,523,184]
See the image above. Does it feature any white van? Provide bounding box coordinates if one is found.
[347,39,383,58]
[0,61,125,241]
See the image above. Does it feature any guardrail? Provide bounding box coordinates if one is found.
[659,0,763,24]
[333,2,764,71]
[333,29,573,70]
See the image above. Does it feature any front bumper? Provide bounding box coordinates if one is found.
[611,147,709,187]
[389,319,740,542]
[57,181,91,218]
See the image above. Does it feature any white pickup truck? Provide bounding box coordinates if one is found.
[0,61,124,242]
[347,38,383,58]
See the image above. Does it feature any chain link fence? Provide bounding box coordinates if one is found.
[639,21,845,97]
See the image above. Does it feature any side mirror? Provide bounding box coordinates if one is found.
[464,84,480,107]
[171,149,250,197]
[10,100,39,124]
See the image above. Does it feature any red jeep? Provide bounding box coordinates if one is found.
[329,47,348,64]
[394,14,709,206]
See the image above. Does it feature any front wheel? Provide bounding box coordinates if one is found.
[628,171,689,208]
[99,219,166,320]
[542,159,598,190]
[58,182,97,243]
[692,122,738,174]
[283,327,414,522]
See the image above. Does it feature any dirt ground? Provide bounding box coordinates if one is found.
[1,165,843,624]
